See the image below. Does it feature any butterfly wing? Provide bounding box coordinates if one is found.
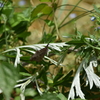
[30,44,49,62]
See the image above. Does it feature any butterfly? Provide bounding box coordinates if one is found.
[30,43,49,62]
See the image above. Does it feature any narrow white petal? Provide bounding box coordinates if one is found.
[14,48,23,67]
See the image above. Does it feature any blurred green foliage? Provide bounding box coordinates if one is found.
[0,0,100,100]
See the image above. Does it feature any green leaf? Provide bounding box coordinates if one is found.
[42,70,48,85]
[2,8,13,17]
[57,93,67,100]
[20,72,31,77]
[61,70,73,81]
[24,88,37,97]
[94,5,100,14]
[53,70,73,86]
[12,21,28,34]
[9,13,29,28]
[8,0,13,3]
[53,68,64,82]
[67,39,85,45]
[0,55,6,61]
[44,19,55,26]
[22,7,32,18]
[0,61,19,100]
[34,93,61,100]
[38,67,48,85]
[0,33,6,48]
[75,27,82,39]
[14,96,21,100]
[17,31,31,41]
[31,3,52,19]
[0,23,4,34]
[0,93,3,100]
